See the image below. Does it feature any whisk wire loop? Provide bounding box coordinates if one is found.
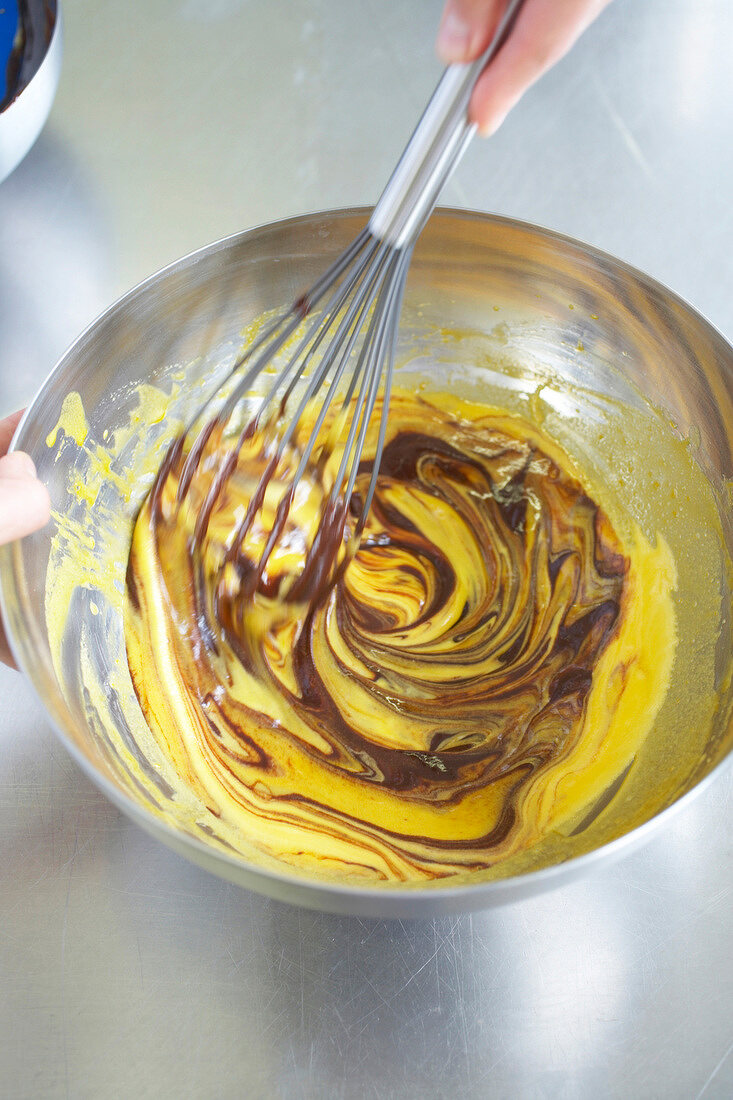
[165,0,527,608]
[191,230,394,551]
[224,237,410,593]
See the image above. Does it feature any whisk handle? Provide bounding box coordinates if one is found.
[368,0,525,250]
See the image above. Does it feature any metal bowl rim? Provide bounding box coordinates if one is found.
[3,206,731,911]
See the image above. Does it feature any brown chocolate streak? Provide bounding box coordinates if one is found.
[131,417,629,858]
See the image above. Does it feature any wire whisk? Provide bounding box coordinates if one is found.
[154,0,525,611]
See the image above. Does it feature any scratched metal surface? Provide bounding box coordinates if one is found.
[1,1,732,1097]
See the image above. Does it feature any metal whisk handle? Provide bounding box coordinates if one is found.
[369,0,525,250]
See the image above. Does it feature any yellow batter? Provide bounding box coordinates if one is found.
[123,388,676,883]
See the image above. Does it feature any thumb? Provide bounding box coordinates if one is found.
[437,0,506,63]
[0,453,51,545]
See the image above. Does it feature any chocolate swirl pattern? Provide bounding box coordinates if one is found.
[125,389,675,883]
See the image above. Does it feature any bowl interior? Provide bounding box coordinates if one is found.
[2,209,731,915]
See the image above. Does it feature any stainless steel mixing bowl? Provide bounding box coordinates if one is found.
[2,209,731,917]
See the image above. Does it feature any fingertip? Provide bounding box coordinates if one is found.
[468,74,513,136]
[466,33,529,137]
[0,410,26,457]
[437,8,476,62]
[0,471,51,544]
[437,1,502,63]
[30,478,52,525]
[469,92,511,136]
[0,451,37,479]
[19,451,36,478]
[24,476,51,527]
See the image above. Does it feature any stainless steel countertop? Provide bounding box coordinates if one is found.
[1,2,732,1096]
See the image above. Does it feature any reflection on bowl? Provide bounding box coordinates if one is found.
[1,210,731,917]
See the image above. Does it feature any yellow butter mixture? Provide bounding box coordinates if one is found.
[123,388,677,883]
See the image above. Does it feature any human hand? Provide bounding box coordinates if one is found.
[437,0,611,134]
[0,410,51,668]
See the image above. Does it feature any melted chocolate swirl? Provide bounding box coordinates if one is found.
[125,391,630,881]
